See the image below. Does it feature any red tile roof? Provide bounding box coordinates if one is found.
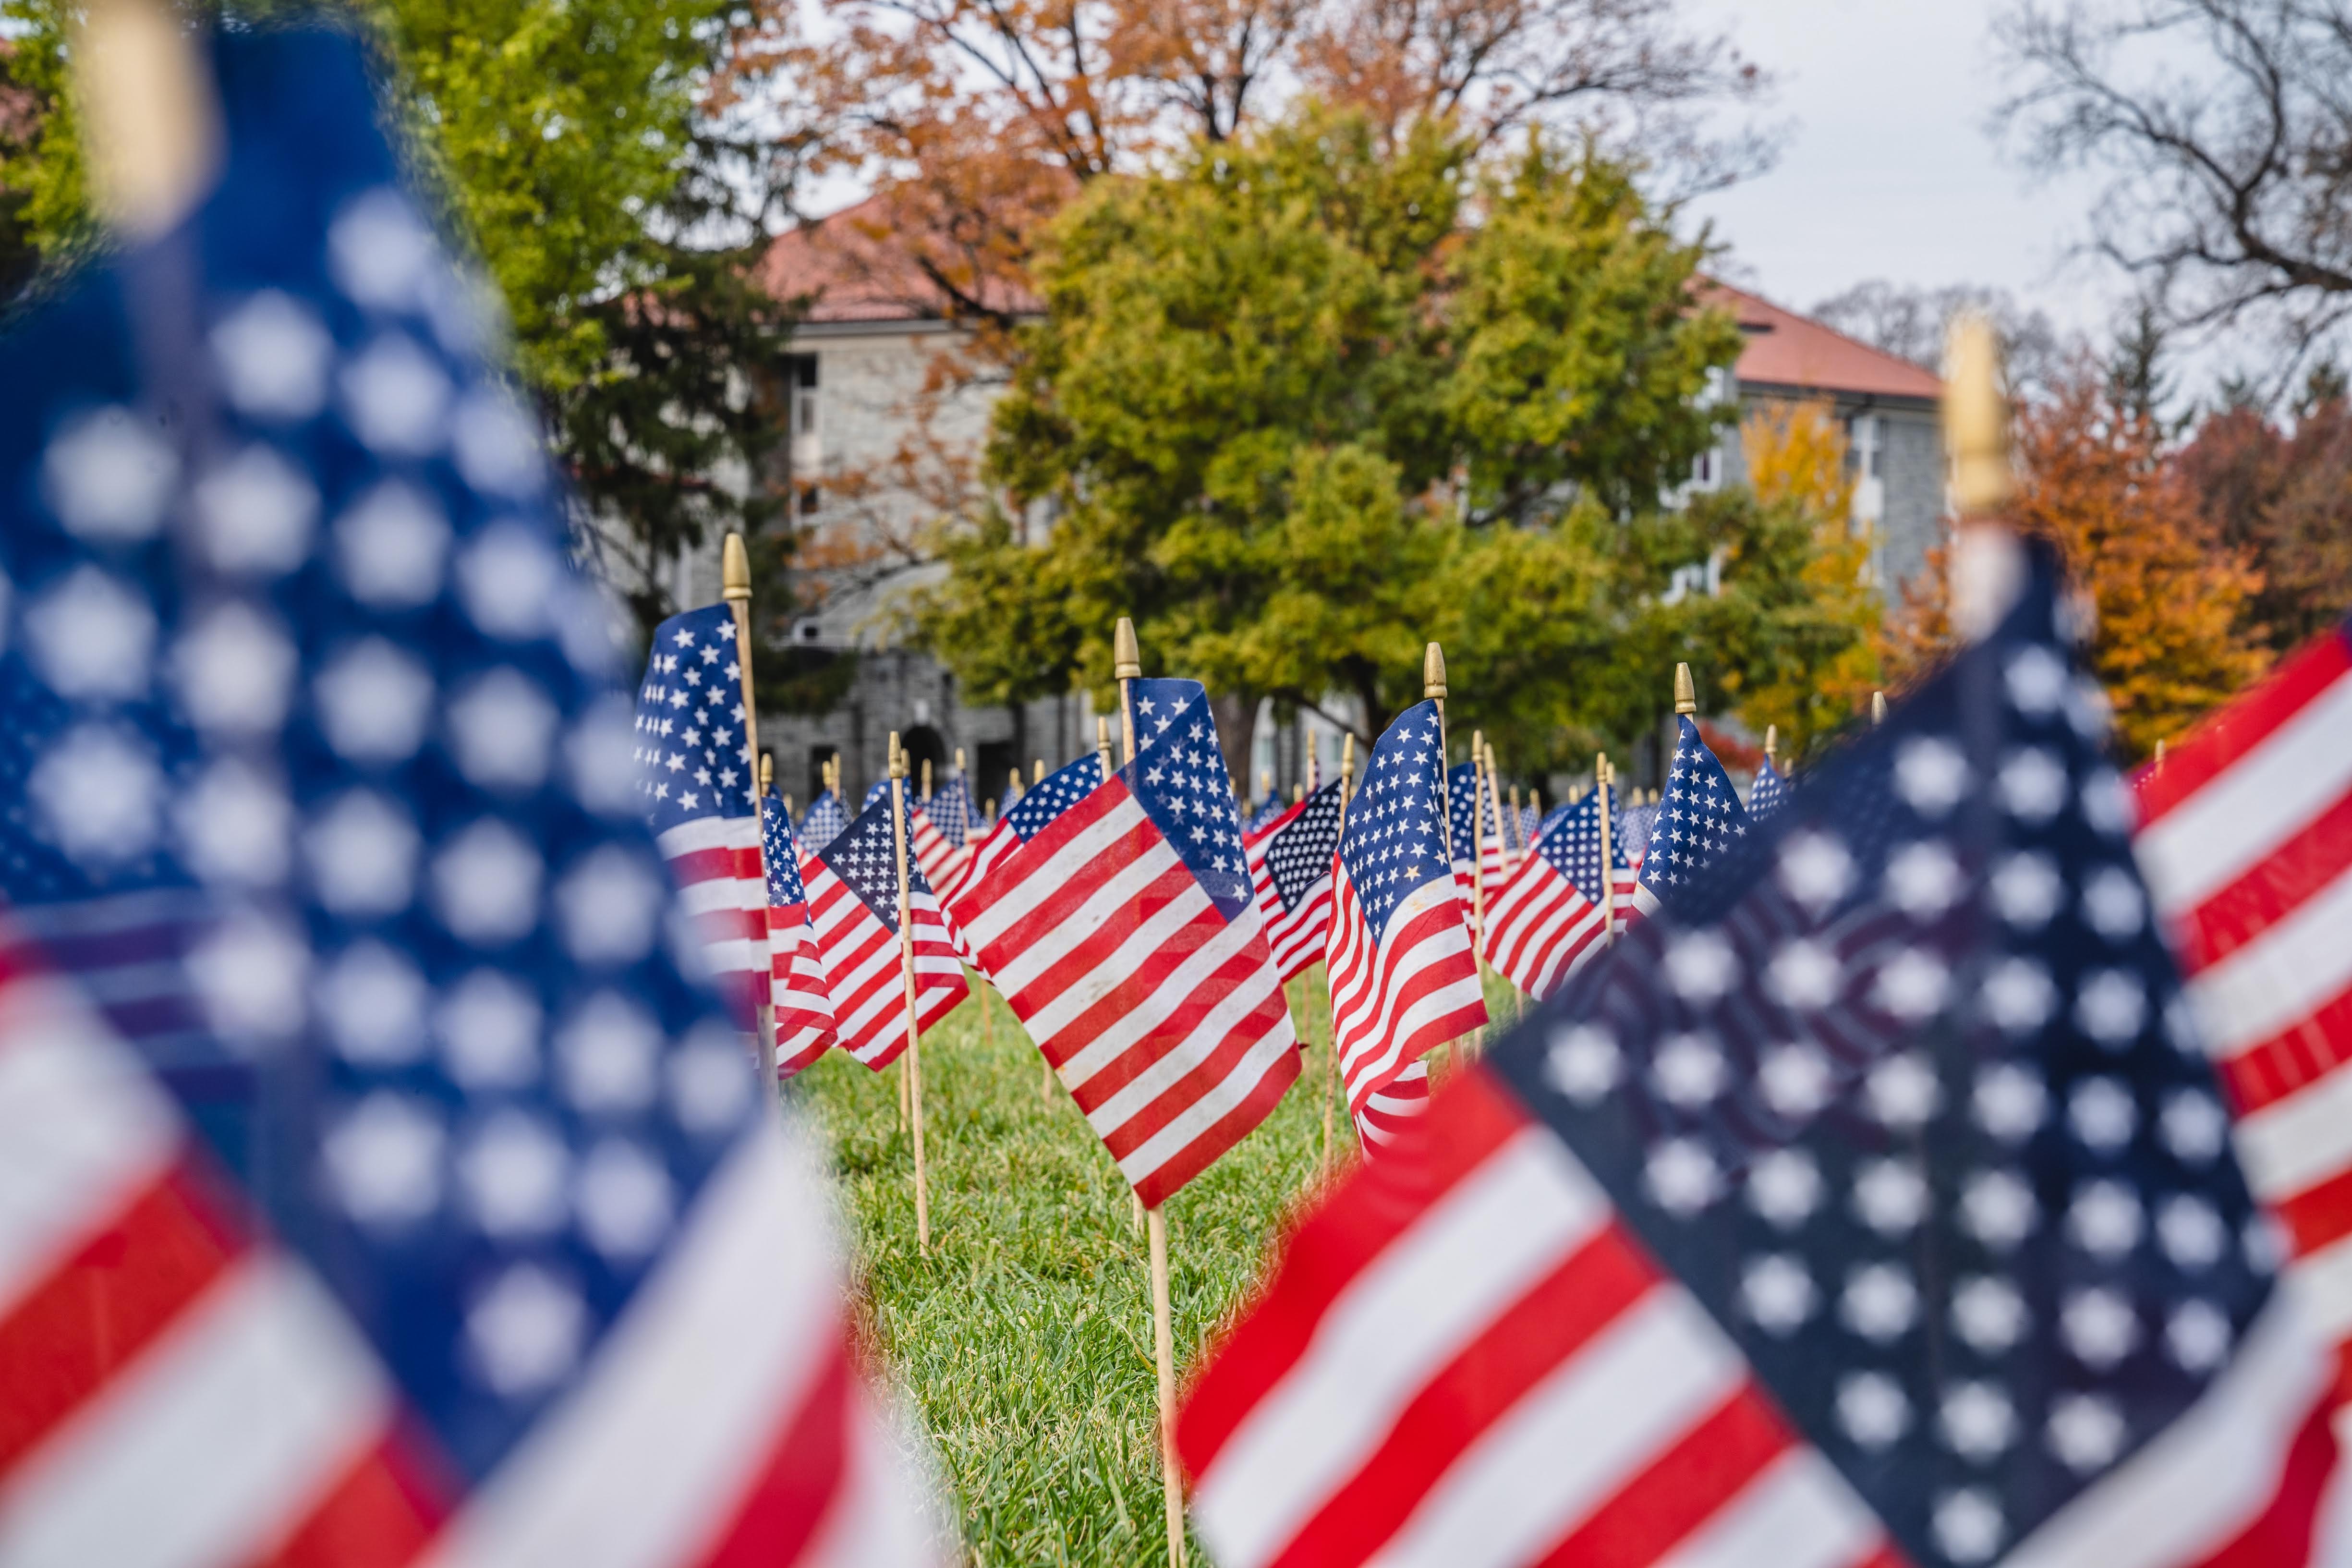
[759,207,1942,405]
[754,195,1041,324]
[1704,280,1943,402]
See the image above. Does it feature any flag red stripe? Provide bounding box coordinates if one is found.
[2137,630,2352,825]
[0,1163,241,1479]
[1527,1386,1794,1568]
[2269,1158,2352,1260]
[2172,786,2352,972]
[1269,1222,1658,1565]
[695,1336,855,1568]
[255,1428,447,1568]
[1176,1069,1531,1473]
[1050,903,1255,1095]
[2217,988,2352,1118]
[2192,1377,2338,1568]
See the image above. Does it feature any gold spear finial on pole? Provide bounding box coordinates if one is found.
[760,754,772,794]
[73,0,221,239]
[1872,691,1888,727]
[1423,643,1447,702]
[1947,314,2012,520]
[1946,314,2025,640]
[1763,724,1778,767]
[1115,617,1142,682]
[1673,662,1697,717]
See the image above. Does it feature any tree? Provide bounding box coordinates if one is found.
[2176,395,2352,655]
[910,102,1819,783]
[0,0,807,639]
[2012,360,2268,758]
[1996,0,2352,372]
[1723,399,1881,760]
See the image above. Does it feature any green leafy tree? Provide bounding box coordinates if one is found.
[915,103,1751,778]
[0,0,804,640]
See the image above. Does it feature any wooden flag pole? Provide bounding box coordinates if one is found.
[887,731,932,1256]
[1595,753,1617,946]
[723,535,780,1096]
[1115,615,1188,1568]
[1425,644,1469,1080]
[1324,731,1356,1175]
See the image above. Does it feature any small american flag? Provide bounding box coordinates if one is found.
[799,788,849,852]
[1248,779,1343,984]
[1479,789,1615,1000]
[1618,797,1660,870]
[800,797,968,1070]
[909,770,980,907]
[1447,759,1507,886]
[1543,787,1642,917]
[1245,784,1290,837]
[762,791,837,1076]
[1328,703,1488,1147]
[632,603,768,1031]
[0,30,937,1564]
[1634,716,1753,914]
[1180,546,2331,1568]
[949,681,1299,1206]
[1753,755,1793,820]
[2136,613,2352,1424]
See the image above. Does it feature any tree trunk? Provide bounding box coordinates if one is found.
[1210,690,1257,796]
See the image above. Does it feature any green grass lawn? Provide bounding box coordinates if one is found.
[788,968,1525,1566]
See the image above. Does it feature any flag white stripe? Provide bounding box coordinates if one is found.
[2231,1058,2352,1201]
[1646,1450,1879,1568]
[1370,1289,1746,1568]
[0,979,178,1318]
[0,1256,390,1568]
[1191,1129,1607,1568]
[2182,860,2352,1058]
[2003,1297,2324,1568]
[422,1123,848,1568]
[2286,1231,2352,1342]
[2136,671,2352,914]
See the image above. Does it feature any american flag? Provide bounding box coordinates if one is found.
[1248,779,1343,984]
[2136,614,2352,1421]
[799,789,848,852]
[1518,798,1541,852]
[948,681,1299,1206]
[1633,716,1753,914]
[1545,787,1642,917]
[908,770,979,907]
[0,30,936,1565]
[1245,795,1302,848]
[1447,759,1507,886]
[800,797,967,1070]
[1179,545,2331,1568]
[1479,789,1617,1001]
[1753,755,1793,820]
[762,791,837,1077]
[632,603,767,1032]
[1328,703,1489,1148]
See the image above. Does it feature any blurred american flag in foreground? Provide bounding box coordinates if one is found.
[0,28,936,1566]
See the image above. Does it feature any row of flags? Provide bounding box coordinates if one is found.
[12,25,2349,1568]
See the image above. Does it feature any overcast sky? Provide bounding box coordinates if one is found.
[1682,0,2125,340]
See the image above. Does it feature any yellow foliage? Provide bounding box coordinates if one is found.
[1735,400,1883,758]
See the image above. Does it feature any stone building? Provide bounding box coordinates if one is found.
[664,203,1947,812]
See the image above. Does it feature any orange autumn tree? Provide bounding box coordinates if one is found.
[2012,363,2268,760]
[1733,398,1882,758]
